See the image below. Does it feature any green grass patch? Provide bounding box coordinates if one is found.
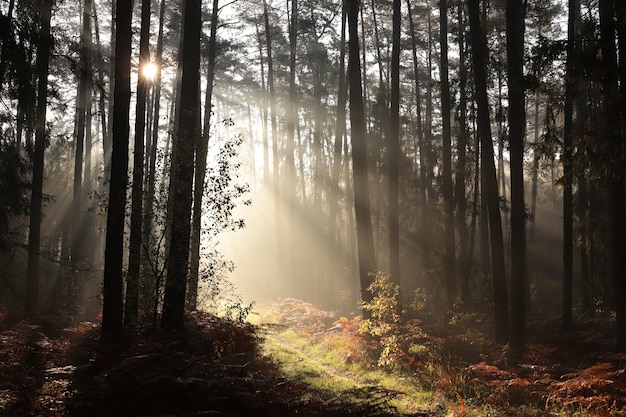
[262,327,439,415]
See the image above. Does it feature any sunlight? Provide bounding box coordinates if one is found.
[141,61,158,82]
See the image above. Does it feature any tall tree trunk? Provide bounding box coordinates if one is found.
[425,1,434,201]
[187,0,219,311]
[263,0,281,273]
[456,0,470,305]
[142,0,166,322]
[286,0,298,287]
[327,1,347,309]
[348,0,376,312]
[440,0,456,303]
[104,0,116,178]
[125,0,151,329]
[388,0,400,287]
[561,0,577,332]
[467,0,509,343]
[507,0,527,353]
[25,0,53,318]
[599,0,626,349]
[102,0,132,340]
[70,0,93,309]
[161,0,202,331]
[406,0,429,276]
[254,20,269,183]
[92,0,108,177]
[615,0,626,348]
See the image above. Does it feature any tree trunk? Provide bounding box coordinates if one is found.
[440,0,456,303]
[388,0,400,288]
[348,0,376,312]
[506,0,527,353]
[142,0,166,323]
[406,0,429,277]
[561,0,577,332]
[104,0,116,178]
[102,0,132,340]
[25,0,53,318]
[615,0,626,348]
[69,0,93,309]
[456,0,470,305]
[125,0,151,329]
[187,0,219,311]
[467,0,509,343]
[599,0,626,349]
[161,0,202,331]
[263,0,281,274]
[327,1,347,309]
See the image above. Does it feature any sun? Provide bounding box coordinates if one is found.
[142,61,158,82]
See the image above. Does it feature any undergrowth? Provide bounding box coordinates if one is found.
[260,274,626,417]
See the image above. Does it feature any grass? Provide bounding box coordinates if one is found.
[256,299,625,417]
[263,327,441,415]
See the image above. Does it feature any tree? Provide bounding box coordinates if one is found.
[348,0,376,311]
[70,0,93,300]
[188,0,219,311]
[125,0,151,329]
[506,0,527,352]
[440,0,456,303]
[406,0,429,278]
[102,0,132,340]
[561,0,576,332]
[615,0,626,350]
[25,0,53,317]
[388,0,400,288]
[455,0,471,305]
[161,0,202,331]
[467,0,509,343]
[598,0,626,349]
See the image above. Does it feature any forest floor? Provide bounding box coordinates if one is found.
[0,300,625,416]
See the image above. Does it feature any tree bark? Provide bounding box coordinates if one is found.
[388,0,400,288]
[161,0,202,331]
[561,0,577,332]
[467,0,509,343]
[406,0,429,276]
[506,0,527,352]
[187,0,219,311]
[125,0,151,329]
[599,0,626,349]
[456,0,470,305]
[102,0,132,340]
[440,0,457,303]
[25,0,53,318]
[348,0,376,312]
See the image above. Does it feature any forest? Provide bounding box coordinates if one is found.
[0,0,625,414]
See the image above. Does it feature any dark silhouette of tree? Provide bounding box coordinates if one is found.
[348,0,376,311]
[188,0,219,311]
[161,0,202,331]
[456,0,471,305]
[102,0,132,340]
[70,0,93,303]
[388,0,400,288]
[440,0,456,303]
[25,0,53,318]
[125,0,151,329]
[406,0,429,280]
[507,0,527,353]
[467,0,509,343]
[561,0,576,332]
[599,0,626,349]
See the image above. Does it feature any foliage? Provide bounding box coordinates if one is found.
[359,272,429,371]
